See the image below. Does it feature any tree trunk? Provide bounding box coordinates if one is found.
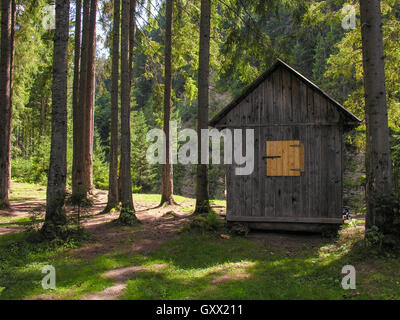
[42,0,70,238]
[0,0,12,209]
[105,0,121,212]
[73,0,90,200]
[360,0,393,230]
[8,0,15,198]
[160,0,175,207]
[195,0,211,214]
[85,0,97,194]
[72,0,82,199]
[129,0,137,83]
[119,0,135,215]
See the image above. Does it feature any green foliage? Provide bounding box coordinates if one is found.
[365,226,385,248]
[24,207,45,233]
[185,211,226,233]
[131,110,157,193]
[228,222,250,237]
[118,208,139,226]
[11,135,51,185]
[325,0,400,125]
[391,132,400,189]
[93,132,109,190]
[374,192,400,236]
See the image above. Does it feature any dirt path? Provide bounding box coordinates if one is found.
[67,190,192,260]
[14,189,196,300]
[82,263,168,300]
[2,188,365,300]
[0,200,46,236]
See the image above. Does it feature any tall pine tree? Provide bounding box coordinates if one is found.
[360,0,393,230]
[42,0,70,238]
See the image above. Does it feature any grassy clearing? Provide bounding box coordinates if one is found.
[0,182,399,300]
[9,182,46,202]
[120,231,400,300]
[0,216,34,228]
[132,193,226,208]
[1,224,399,300]
[0,231,118,299]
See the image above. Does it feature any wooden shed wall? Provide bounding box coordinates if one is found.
[219,66,344,223]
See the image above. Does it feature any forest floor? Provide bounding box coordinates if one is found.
[0,182,399,300]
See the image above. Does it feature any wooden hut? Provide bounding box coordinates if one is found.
[210,59,361,233]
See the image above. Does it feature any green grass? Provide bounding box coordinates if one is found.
[8,181,46,202]
[1,227,399,300]
[132,193,226,208]
[0,216,35,228]
[119,232,400,300]
[0,182,399,300]
[0,231,121,299]
[132,193,196,205]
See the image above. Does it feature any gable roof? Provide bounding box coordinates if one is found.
[209,59,361,127]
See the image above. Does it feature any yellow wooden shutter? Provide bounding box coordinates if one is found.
[266,140,304,176]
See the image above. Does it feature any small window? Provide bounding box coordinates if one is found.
[266,140,305,176]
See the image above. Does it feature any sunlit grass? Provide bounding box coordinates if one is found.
[9,181,46,202]
[1,227,400,300]
[0,216,34,228]
[1,183,399,300]
[132,193,226,209]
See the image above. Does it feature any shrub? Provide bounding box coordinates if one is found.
[118,208,139,226]
[374,192,400,236]
[11,136,50,185]
[186,211,226,233]
[365,226,385,248]
[92,132,109,190]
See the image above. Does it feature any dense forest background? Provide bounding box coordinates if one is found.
[8,0,400,212]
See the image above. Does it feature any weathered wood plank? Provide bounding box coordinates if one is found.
[292,126,301,217]
[264,127,275,217]
[226,164,232,217]
[336,125,343,218]
[252,127,260,216]
[231,100,241,216]
[320,125,329,218]
[283,127,294,217]
[307,86,315,122]
[299,80,308,123]
[273,67,282,124]
[227,215,344,224]
[282,68,292,123]
[291,73,299,123]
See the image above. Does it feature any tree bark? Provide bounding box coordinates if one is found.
[119,0,135,214]
[195,0,211,213]
[84,0,97,194]
[360,0,393,230]
[42,0,70,238]
[73,0,90,200]
[117,0,137,201]
[8,0,15,199]
[0,0,12,209]
[160,0,175,207]
[72,0,82,199]
[105,0,121,212]
[129,0,137,83]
